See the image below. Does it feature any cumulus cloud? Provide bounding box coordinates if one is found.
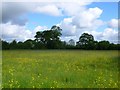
[59,18,77,36]
[101,28,118,43]
[35,5,62,16]
[1,2,118,43]
[1,22,31,41]
[108,19,118,28]
[33,25,48,34]
[56,3,86,16]
[2,2,32,26]
[58,7,104,37]
[2,2,92,25]
[0,22,47,41]
[72,7,103,28]
[84,28,118,43]
[58,7,118,43]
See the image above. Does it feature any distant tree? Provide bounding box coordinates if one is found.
[0,39,2,50]
[117,44,120,50]
[68,39,75,46]
[2,40,10,50]
[34,31,43,43]
[34,25,62,49]
[9,40,17,49]
[17,41,24,49]
[33,39,46,49]
[60,41,67,49]
[97,40,110,50]
[23,39,34,49]
[77,33,94,49]
[93,41,98,50]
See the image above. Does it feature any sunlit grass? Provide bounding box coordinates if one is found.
[2,50,119,88]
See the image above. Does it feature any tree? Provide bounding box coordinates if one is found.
[0,39,2,50]
[9,40,17,49]
[2,40,10,50]
[68,39,75,46]
[34,31,43,43]
[23,39,34,49]
[17,41,24,49]
[97,40,110,50]
[34,25,62,49]
[77,33,94,49]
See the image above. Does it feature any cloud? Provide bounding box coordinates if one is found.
[33,26,48,35]
[59,7,104,37]
[1,22,32,41]
[101,28,118,43]
[108,19,118,28]
[2,2,92,25]
[35,5,62,16]
[1,2,118,43]
[2,2,32,26]
[0,22,47,41]
[58,7,118,43]
[59,18,77,36]
[56,3,86,16]
[72,7,103,28]
[84,28,118,43]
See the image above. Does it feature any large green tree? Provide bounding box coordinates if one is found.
[34,25,62,49]
[9,40,17,49]
[2,40,10,50]
[23,39,34,49]
[97,40,110,50]
[77,33,95,49]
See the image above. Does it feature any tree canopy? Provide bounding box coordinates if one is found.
[34,25,62,49]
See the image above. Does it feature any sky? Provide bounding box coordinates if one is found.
[1,0,119,43]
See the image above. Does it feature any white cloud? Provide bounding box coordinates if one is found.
[1,22,32,41]
[108,19,118,28]
[59,18,77,36]
[2,2,33,25]
[72,7,103,28]
[101,28,118,43]
[84,28,118,43]
[2,2,92,25]
[59,6,118,43]
[32,26,48,36]
[1,2,118,43]
[0,22,47,42]
[58,7,104,38]
[56,3,86,16]
[35,5,62,16]
[2,0,95,3]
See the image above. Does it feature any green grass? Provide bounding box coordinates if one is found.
[2,50,119,88]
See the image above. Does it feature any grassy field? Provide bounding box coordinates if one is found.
[2,50,119,88]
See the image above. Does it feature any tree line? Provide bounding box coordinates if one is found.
[1,25,120,50]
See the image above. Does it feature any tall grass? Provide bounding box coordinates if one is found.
[2,50,119,88]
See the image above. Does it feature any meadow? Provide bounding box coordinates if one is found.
[2,50,119,88]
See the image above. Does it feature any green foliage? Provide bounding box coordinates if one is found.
[34,25,62,49]
[2,50,119,88]
[9,40,17,49]
[97,40,110,50]
[1,31,120,50]
[77,33,95,49]
[2,41,10,50]
[79,33,94,44]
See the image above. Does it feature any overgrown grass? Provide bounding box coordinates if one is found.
[2,50,119,88]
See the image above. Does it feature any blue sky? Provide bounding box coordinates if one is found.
[1,1,119,43]
[26,13,67,30]
[87,2,118,32]
[88,2,118,20]
[26,2,118,30]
